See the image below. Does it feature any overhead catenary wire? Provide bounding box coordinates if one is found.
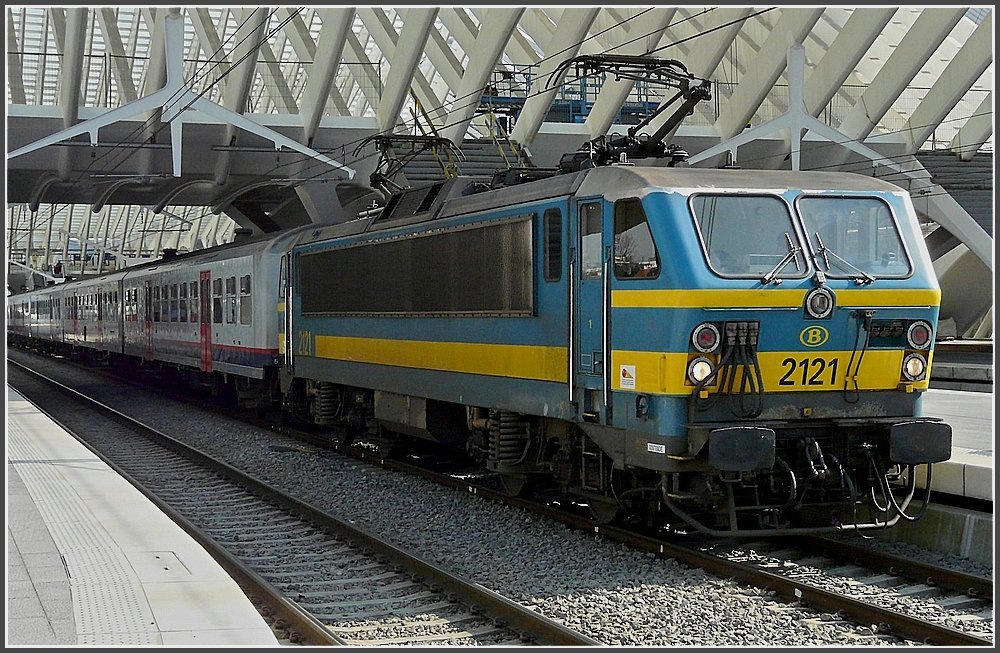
[218,8,779,202]
[9,7,991,254]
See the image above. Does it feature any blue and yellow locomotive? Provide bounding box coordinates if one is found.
[280,165,951,535]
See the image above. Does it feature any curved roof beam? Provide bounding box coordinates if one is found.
[211,179,294,215]
[440,8,525,144]
[300,7,355,145]
[377,8,438,132]
[358,8,447,129]
[92,177,146,213]
[584,8,677,139]
[28,174,61,213]
[59,8,88,127]
[422,14,465,92]
[256,38,297,114]
[7,8,26,103]
[343,29,390,117]
[715,8,823,141]
[508,8,599,147]
[901,18,992,154]
[191,7,228,79]
[151,179,219,215]
[803,8,896,117]
[836,8,966,143]
[96,8,139,104]
[281,9,349,115]
[949,92,992,161]
[213,8,269,186]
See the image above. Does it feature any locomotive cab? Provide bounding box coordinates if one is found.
[585,167,951,534]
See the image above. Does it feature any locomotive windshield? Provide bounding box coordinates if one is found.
[691,195,806,278]
[798,196,912,279]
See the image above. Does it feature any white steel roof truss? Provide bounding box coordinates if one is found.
[714,7,823,141]
[440,8,523,145]
[901,18,992,154]
[300,7,355,142]
[96,8,139,104]
[949,92,993,161]
[508,7,598,147]
[377,8,438,132]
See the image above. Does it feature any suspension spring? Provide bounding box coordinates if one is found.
[488,410,531,468]
[313,382,341,425]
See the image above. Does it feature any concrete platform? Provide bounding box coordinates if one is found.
[6,386,280,646]
[879,388,995,565]
[921,388,993,503]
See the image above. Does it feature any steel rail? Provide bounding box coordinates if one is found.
[9,358,598,647]
[338,444,993,647]
[801,535,993,599]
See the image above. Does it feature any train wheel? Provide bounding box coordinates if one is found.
[499,472,529,497]
[329,428,354,447]
[587,496,620,525]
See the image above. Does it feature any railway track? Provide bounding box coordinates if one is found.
[8,349,994,646]
[344,447,994,646]
[7,359,598,647]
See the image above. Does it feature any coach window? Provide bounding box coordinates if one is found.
[189,282,199,322]
[240,275,252,324]
[179,283,188,322]
[580,203,603,279]
[543,209,562,282]
[153,286,161,322]
[98,294,103,321]
[212,278,223,324]
[170,284,179,322]
[226,276,237,324]
[614,198,659,279]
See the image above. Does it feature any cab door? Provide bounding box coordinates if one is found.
[572,198,610,424]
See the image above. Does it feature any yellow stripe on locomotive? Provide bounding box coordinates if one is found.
[610,349,932,394]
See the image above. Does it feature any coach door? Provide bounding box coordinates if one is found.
[199,271,212,372]
[573,199,610,424]
[143,281,153,360]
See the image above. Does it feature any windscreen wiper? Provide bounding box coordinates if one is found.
[813,232,876,284]
[760,233,802,285]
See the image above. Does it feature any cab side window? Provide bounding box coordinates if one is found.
[613,198,659,279]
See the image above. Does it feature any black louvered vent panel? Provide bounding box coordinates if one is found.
[299,216,534,315]
[416,182,445,213]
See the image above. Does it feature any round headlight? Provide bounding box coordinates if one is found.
[687,357,715,384]
[906,320,932,350]
[902,353,926,381]
[691,323,721,353]
[805,287,834,319]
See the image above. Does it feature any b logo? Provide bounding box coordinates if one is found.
[800,326,829,347]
